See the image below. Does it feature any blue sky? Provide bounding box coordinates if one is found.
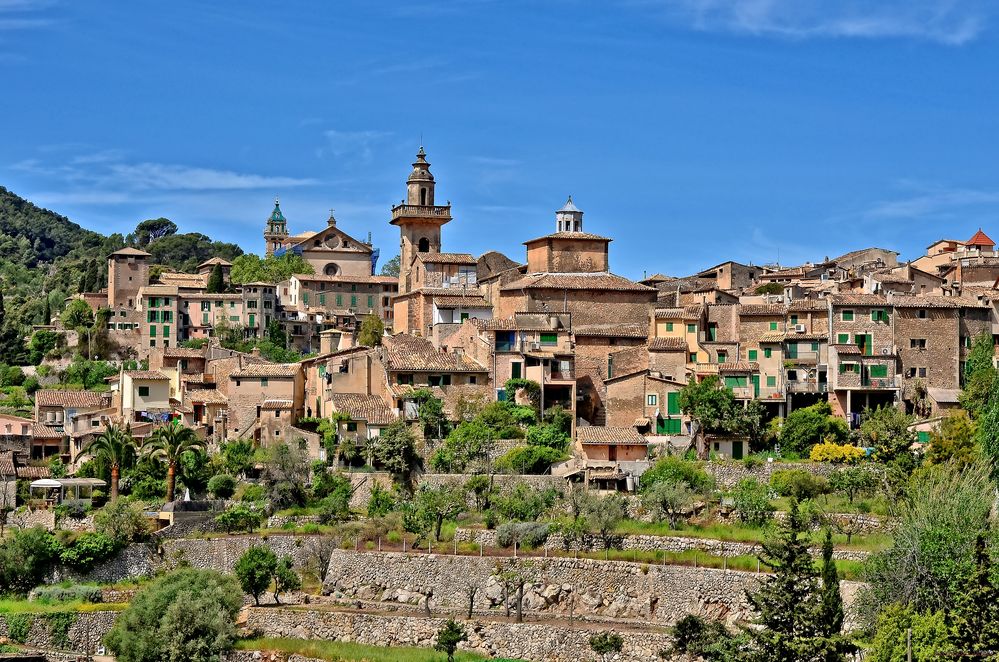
[3,1,999,279]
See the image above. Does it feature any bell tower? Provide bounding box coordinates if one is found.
[390,147,451,295]
[263,197,289,257]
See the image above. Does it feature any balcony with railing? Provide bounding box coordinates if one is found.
[785,350,820,364]
[757,386,787,400]
[730,386,754,399]
[390,204,452,221]
[787,381,829,394]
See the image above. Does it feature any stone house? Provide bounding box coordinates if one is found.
[577,425,648,462]
[107,247,151,309]
[301,347,390,420]
[112,370,172,424]
[692,261,762,292]
[381,333,488,391]
[0,414,64,462]
[653,304,707,366]
[180,389,228,441]
[787,299,829,334]
[647,337,688,383]
[604,369,686,435]
[33,389,113,464]
[178,293,244,340]
[330,393,397,443]
[227,363,305,440]
[139,285,180,355]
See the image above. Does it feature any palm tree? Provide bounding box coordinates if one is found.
[81,422,138,501]
[143,420,204,502]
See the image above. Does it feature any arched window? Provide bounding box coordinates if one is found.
[420,188,427,206]
[418,237,430,253]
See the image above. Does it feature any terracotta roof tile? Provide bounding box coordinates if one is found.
[31,423,62,439]
[829,294,889,306]
[788,299,828,312]
[739,304,789,316]
[831,343,862,355]
[0,451,14,477]
[500,272,652,292]
[718,362,759,372]
[383,334,487,373]
[17,465,51,479]
[34,389,111,409]
[891,295,989,309]
[417,252,477,265]
[577,426,647,445]
[523,231,612,244]
[184,389,228,405]
[573,323,648,338]
[231,363,301,378]
[433,294,490,308]
[260,399,293,410]
[123,371,170,381]
[163,347,208,359]
[331,393,396,426]
[649,337,687,352]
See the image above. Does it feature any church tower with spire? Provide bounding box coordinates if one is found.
[390,146,452,295]
[263,197,289,257]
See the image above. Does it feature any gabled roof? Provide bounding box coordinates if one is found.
[500,272,650,292]
[739,304,788,316]
[383,334,487,373]
[34,389,111,409]
[184,389,228,405]
[649,337,687,352]
[123,370,170,381]
[523,231,611,244]
[198,257,233,268]
[110,247,151,258]
[967,228,995,247]
[231,363,301,378]
[330,393,396,426]
[577,426,647,445]
[163,347,208,359]
[417,252,477,265]
[433,294,490,308]
[829,294,889,306]
[788,299,828,312]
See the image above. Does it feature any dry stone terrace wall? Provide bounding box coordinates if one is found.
[0,610,117,654]
[244,606,675,662]
[160,534,315,573]
[453,528,871,562]
[322,548,763,626]
[704,460,838,489]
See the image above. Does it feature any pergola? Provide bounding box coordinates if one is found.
[29,477,107,505]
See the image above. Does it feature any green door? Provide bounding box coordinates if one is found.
[786,342,798,359]
[511,362,522,379]
[751,374,760,398]
[667,392,680,415]
[732,440,744,460]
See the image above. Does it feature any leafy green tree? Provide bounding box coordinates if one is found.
[862,461,994,620]
[272,556,301,605]
[220,439,254,477]
[493,444,565,474]
[133,218,178,247]
[947,534,999,658]
[234,545,278,605]
[206,263,225,293]
[207,474,236,499]
[142,421,205,502]
[431,418,493,472]
[642,479,693,529]
[859,406,916,464]
[493,482,558,522]
[266,319,286,348]
[778,401,849,456]
[435,619,468,662]
[927,410,977,467]
[145,233,242,273]
[828,466,875,504]
[585,493,627,549]
[94,500,149,546]
[82,423,138,500]
[105,567,242,662]
[745,502,855,661]
[732,477,774,526]
[229,252,313,284]
[679,375,736,459]
[960,330,996,418]
[214,504,263,533]
[641,455,713,493]
[755,282,784,295]
[464,474,494,511]
[60,298,94,329]
[358,313,384,347]
[974,379,999,475]
[371,420,418,483]
[406,482,465,540]
[380,254,401,277]
[868,605,951,662]
[367,482,395,517]
[0,526,62,595]
[260,442,311,509]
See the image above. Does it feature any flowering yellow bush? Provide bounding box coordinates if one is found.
[809,441,865,464]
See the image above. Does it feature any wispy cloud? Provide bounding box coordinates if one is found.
[636,0,989,45]
[103,163,315,191]
[863,183,999,219]
[320,129,392,162]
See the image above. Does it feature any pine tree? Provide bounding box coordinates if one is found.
[819,529,844,637]
[745,501,854,662]
[948,534,999,658]
[206,263,225,293]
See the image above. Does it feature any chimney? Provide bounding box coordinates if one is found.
[250,347,262,358]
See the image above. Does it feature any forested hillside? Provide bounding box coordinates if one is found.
[0,186,243,332]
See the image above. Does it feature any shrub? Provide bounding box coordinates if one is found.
[105,568,242,662]
[666,614,742,660]
[367,482,395,518]
[769,469,830,500]
[215,504,263,533]
[238,483,266,502]
[495,522,550,548]
[0,526,63,595]
[494,444,566,474]
[866,604,950,662]
[29,584,103,603]
[589,632,624,661]
[207,474,236,499]
[809,441,865,464]
[59,532,118,570]
[435,619,468,662]
[640,456,713,494]
[317,491,352,525]
[7,613,31,643]
[130,475,166,500]
[493,483,559,522]
[732,477,773,526]
[94,500,149,546]
[779,402,849,455]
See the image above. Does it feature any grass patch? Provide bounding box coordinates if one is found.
[0,599,128,614]
[236,636,524,662]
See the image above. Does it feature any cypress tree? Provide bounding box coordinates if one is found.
[948,534,999,658]
[819,529,844,636]
[206,263,225,293]
[745,501,854,661]
[85,259,100,292]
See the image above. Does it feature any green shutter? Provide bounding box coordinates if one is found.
[786,343,798,359]
[687,324,696,333]
[665,323,673,332]
[763,348,772,359]
[667,392,680,415]
[837,333,849,344]
[766,375,776,387]
[748,349,758,361]
[769,322,778,330]
[790,315,798,325]
[368,295,374,308]
[842,310,854,321]
[319,294,326,306]
[351,295,357,307]
[540,332,557,345]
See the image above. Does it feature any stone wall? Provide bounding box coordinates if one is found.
[0,610,117,654]
[50,542,155,584]
[160,534,318,573]
[453,527,871,562]
[322,549,763,626]
[244,606,674,662]
[705,460,838,489]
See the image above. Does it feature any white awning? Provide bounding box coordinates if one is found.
[30,479,62,489]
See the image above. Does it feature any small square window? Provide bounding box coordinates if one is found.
[766,375,776,387]
[260,378,268,387]
[748,349,758,361]
[647,394,658,406]
[138,386,149,397]
[665,322,674,332]
[763,348,772,359]
[686,324,696,333]
[842,310,854,321]
[918,367,927,377]
[769,322,778,331]
[917,309,927,319]
[346,422,358,432]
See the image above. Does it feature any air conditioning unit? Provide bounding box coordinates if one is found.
[530,342,541,351]
[794,324,806,333]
